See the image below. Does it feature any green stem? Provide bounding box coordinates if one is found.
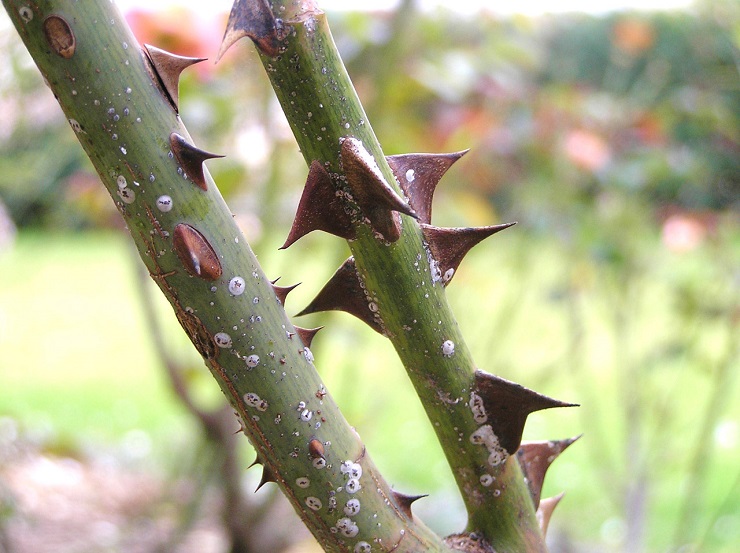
[2,1,450,550]
[236,1,548,549]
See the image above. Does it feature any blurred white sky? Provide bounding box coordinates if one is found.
[117,0,694,16]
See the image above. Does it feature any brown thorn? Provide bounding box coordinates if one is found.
[296,257,384,334]
[421,222,516,286]
[391,491,427,519]
[143,44,206,112]
[169,132,224,191]
[386,150,468,225]
[271,280,300,306]
[517,436,581,508]
[281,161,355,249]
[341,137,417,242]
[217,0,281,61]
[537,492,565,536]
[247,453,264,469]
[294,326,323,348]
[255,465,277,491]
[473,369,578,455]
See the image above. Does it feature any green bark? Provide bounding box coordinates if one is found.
[220,1,562,550]
[2,1,453,551]
[3,0,577,550]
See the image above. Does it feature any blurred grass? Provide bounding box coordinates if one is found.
[1,227,738,550]
[0,232,194,459]
[1,3,739,551]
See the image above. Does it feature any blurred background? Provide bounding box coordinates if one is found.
[0,0,738,552]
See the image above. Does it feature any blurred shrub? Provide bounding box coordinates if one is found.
[1,7,737,233]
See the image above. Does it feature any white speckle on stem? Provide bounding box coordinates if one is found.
[214,332,232,348]
[117,188,135,204]
[228,276,246,296]
[156,195,173,212]
[344,498,361,516]
[442,340,455,357]
[305,496,322,510]
[296,477,310,488]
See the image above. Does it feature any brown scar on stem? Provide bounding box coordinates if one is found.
[144,204,169,240]
[123,161,140,180]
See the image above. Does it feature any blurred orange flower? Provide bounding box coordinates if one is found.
[125,7,227,76]
[563,129,611,172]
[661,213,706,253]
[612,18,655,56]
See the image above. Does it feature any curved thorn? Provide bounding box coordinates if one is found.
[169,133,224,191]
[421,222,516,285]
[473,370,578,455]
[255,465,276,491]
[517,436,581,508]
[386,150,468,225]
[297,257,384,334]
[143,44,206,112]
[294,326,323,348]
[391,490,427,519]
[537,492,565,536]
[271,280,300,306]
[341,137,417,242]
[247,453,264,469]
[281,161,355,249]
[217,0,281,61]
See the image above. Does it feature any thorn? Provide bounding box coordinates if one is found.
[255,465,277,491]
[386,150,467,225]
[271,279,300,305]
[421,222,516,285]
[169,133,224,192]
[517,436,581,508]
[294,326,323,348]
[296,257,384,334]
[391,490,427,519]
[341,137,417,242]
[281,161,355,249]
[537,492,565,536]
[473,370,578,455]
[247,453,264,469]
[217,0,280,61]
[143,44,206,112]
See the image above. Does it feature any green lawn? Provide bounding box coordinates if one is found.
[0,229,738,551]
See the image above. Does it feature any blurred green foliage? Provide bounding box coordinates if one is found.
[0,3,738,553]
